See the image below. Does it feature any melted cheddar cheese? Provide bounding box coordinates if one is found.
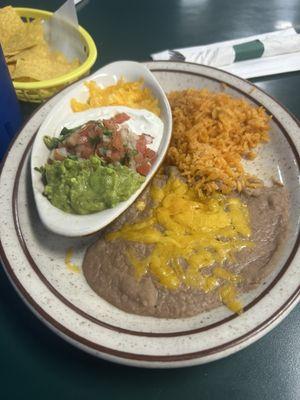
[107,176,253,313]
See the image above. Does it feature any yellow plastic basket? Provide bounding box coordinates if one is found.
[13,8,97,103]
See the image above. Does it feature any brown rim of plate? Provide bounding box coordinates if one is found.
[0,62,299,362]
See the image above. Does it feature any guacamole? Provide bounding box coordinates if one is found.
[41,156,145,214]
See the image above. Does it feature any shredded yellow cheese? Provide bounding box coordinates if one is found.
[107,175,254,312]
[136,200,146,211]
[65,248,80,273]
[219,284,243,314]
[70,78,160,116]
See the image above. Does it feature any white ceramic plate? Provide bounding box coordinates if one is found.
[0,61,299,368]
[31,61,172,237]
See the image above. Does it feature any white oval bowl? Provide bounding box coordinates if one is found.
[0,61,299,368]
[30,61,172,237]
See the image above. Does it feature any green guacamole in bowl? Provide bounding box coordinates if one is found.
[39,156,145,215]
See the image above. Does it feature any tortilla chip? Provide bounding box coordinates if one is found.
[0,6,80,82]
[13,76,38,82]
[4,53,15,63]
[0,6,24,47]
[12,54,79,81]
[7,62,15,76]
[3,18,44,55]
[8,40,50,62]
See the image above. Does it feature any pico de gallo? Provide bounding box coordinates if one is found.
[44,113,157,176]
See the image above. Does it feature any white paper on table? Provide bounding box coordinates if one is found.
[151,29,300,79]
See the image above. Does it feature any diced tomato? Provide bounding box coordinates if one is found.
[79,123,102,140]
[56,116,154,172]
[111,131,124,152]
[134,152,144,164]
[144,148,156,162]
[76,144,94,159]
[103,119,117,131]
[110,149,123,162]
[111,113,130,124]
[136,160,152,176]
[78,126,91,137]
[134,153,152,175]
[136,135,147,154]
[103,113,130,131]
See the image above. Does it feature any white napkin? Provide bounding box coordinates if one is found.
[151,29,300,79]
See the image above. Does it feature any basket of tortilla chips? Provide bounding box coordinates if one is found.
[0,6,97,102]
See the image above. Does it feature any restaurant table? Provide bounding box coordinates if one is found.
[1,0,299,399]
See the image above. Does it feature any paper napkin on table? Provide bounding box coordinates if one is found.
[151,29,300,79]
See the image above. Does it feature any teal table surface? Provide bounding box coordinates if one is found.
[1,0,299,399]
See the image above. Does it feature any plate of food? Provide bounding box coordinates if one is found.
[0,61,299,368]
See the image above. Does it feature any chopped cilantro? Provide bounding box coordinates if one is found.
[43,136,61,150]
[89,136,101,146]
[67,155,78,161]
[60,125,80,139]
[103,129,112,137]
